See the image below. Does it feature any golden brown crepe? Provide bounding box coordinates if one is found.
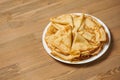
[50,14,73,27]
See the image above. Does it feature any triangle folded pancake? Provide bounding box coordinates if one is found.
[50,14,73,28]
[72,14,84,32]
[71,32,91,53]
[51,50,80,61]
[45,23,72,55]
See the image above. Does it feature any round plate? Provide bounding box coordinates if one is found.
[42,13,111,64]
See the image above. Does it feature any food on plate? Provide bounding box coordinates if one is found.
[45,14,108,61]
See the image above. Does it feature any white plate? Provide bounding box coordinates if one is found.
[42,13,111,64]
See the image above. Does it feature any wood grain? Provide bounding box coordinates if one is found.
[0,0,120,80]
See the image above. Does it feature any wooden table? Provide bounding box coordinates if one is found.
[0,0,120,80]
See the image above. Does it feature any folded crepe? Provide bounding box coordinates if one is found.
[71,32,92,54]
[45,23,72,55]
[72,14,84,32]
[51,50,80,61]
[50,14,73,28]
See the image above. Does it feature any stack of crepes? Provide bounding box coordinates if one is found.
[45,14,108,61]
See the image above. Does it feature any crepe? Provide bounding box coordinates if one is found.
[50,14,73,28]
